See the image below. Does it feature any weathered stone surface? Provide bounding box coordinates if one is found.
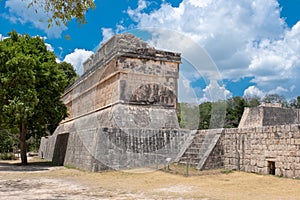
[61,34,180,129]
[41,127,191,171]
[130,83,176,106]
[176,122,300,178]
[239,105,300,128]
[222,124,300,178]
[39,34,184,171]
[39,33,300,179]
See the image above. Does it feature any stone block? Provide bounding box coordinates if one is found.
[295,139,300,145]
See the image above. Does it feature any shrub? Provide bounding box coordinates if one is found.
[0,152,17,160]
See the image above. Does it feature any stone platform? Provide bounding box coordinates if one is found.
[39,34,188,171]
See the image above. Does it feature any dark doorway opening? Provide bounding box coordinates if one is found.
[53,132,69,166]
[268,161,276,175]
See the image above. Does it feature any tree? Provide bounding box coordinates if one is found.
[198,102,212,129]
[262,94,288,107]
[0,128,18,153]
[177,102,199,129]
[244,95,261,107]
[27,0,96,27]
[0,31,69,164]
[289,96,300,109]
[58,62,78,87]
[225,97,247,128]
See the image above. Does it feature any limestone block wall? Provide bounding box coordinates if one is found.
[62,58,121,120]
[60,34,180,130]
[262,107,300,126]
[40,127,191,172]
[239,106,300,128]
[202,135,224,170]
[38,136,48,159]
[39,121,300,177]
[224,124,300,178]
[175,123,300,178]
[238,107,263,128]
[38,134,57,160]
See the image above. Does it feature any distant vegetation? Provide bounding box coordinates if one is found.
[178,94,300,129]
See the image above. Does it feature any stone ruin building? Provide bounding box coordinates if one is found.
[39,34,300,178]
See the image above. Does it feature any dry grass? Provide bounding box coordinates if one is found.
[1,158,300,199]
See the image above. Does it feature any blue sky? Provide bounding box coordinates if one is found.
[1,0,300,102]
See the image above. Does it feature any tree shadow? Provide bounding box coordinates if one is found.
[0,158,58,172]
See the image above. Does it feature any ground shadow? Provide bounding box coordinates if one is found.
[0,158,58,172]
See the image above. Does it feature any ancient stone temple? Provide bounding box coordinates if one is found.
[64,34,181,129]
[39,34,190,171]
[40,34,300,178]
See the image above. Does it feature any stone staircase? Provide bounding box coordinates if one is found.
[178,129,223,170]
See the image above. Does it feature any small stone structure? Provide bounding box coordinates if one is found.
[39,34,300,178]
[239,103,300,128]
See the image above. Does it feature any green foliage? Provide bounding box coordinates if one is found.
[58,62,78,87]
[289,96,300,109]
[27,135,40,152]
[178,94,300,130]
[244,96,261,107]
[177,103,199,129]
[178,95,263,130]
[198,102,212,129]
[0,129,18,153]
[0,30,69,164]
[209,101,227,129]
[0,152,17,160]
[262,94,288,107]
[225,97,248,128]
[27,0,96,27]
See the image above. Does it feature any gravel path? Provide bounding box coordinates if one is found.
[1,158,300,200]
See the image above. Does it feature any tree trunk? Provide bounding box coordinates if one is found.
[19,123,28,165]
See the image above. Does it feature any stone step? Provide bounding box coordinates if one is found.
[180,157,200,161]
[178,161,198,166]
[183,152,200,156]
[197,132,222,170]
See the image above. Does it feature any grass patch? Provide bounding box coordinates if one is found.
[220,169,234,174]
[161,163,225,176]
[65,164,79,170]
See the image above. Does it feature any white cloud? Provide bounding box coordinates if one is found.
[145,29,222,80]
[100,28,115,45]
[0,33,9,41]
[127,0,148,21]
[178,74,202,103]
[63,49,94,75]
[268,86,289,94]
[93,28,116,52]
[243,86,265,97]
[45,43,54,52]
[127,0,300,98]
[4,0,67,38]
[201,80,232,102]
[248,21,300,92]
[178,74,230,103]
[188,0,212,8]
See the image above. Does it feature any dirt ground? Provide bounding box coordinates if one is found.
[0,158,300,200]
